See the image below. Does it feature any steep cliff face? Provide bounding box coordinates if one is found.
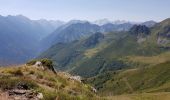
[154,19,170,46]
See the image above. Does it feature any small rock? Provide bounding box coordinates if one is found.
[69,76,82,82]
[14,89,27,94]
[37,93,43,99]
[34,61,42,67]
[14,96,21,100]
[17,82,29,90]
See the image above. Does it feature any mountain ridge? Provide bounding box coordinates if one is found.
[0,15,63,66]
[38,18,170,77]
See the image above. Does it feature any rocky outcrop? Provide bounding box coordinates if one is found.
[130,25,150,43]
[156,20,170,45]
[1,82,43,100]
[69,76,82,83]
[8,90,43,100]
[33,61,45,70]
[130,25,150,36]
[157,37,170,45]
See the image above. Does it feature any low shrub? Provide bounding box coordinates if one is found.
[40,58,53,70]
[26,59,37,66]
[9,69,23,76]
[29,70,35,74]
[0,77,38,90]
[26,58,55,72]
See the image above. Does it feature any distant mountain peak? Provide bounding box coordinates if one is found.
[112,20,129,24]
[68,20,89,24]
[60,20,91,30]
[94,19,111,25]
[141,20,157,27]
[94,19,134,26]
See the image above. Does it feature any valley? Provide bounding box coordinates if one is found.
[0,15,170,100]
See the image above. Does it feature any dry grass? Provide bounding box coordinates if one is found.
[84,43,108,58]
[126,51,170,65]
[0,65,100,100]
[84,48,99,58]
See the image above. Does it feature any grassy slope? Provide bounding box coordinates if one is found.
[39,32,127,74]
[38,18,170,78]
[85,60,170,96]
[40,32,166,77]
[72,19,170,77]
[106,92,170,100]
[0,65,102,100]
[124,51,170,67]
[72,34,166,77]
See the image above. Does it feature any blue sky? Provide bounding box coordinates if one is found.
[0,0,169,21]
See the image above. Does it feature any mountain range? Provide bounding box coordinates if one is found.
[40,20,155,51]
[38,18,169,77]
[0,15,64,66]
[37,18,170,99]
[0,14,156,66]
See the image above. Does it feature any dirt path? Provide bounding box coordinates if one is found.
[123,78,134,92]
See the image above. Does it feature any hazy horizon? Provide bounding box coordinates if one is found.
[0,0,170,22]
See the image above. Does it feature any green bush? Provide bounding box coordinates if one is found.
[40,58,53,69]
[26,59,37,66]
[27,58,54,71]
[26,58,56,73]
